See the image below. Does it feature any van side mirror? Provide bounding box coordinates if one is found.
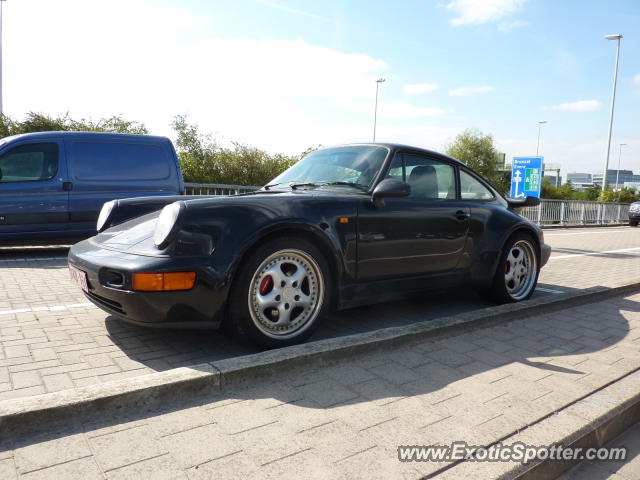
[372,178,411,207]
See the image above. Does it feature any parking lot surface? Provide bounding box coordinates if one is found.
[0,226,639,401]
[1,287,638,479]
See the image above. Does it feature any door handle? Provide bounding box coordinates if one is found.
[62,181,73,191]
[454,210,470,220]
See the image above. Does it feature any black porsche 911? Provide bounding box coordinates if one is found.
[68,143,551,347]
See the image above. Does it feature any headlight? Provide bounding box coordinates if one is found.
[96,200,117,232]
[154,202,184,249]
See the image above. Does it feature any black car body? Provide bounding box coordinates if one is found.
[69,144,551,347]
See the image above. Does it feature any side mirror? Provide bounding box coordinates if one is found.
[507,195,541,208]
[371,178,411,207]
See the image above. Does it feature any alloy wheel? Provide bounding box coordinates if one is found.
[504,239,537,301]
[248,249,324,339]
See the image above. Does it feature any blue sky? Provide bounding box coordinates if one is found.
[4,0,640,175]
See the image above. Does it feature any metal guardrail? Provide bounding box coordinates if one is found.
[184,183,631,227]
[184,183,260,195]
[518,199,631,226]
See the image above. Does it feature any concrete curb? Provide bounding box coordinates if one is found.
[1,279,639,438]
[509,369,640,480]
[433,369,640,480]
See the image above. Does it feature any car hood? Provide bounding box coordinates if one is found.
[90,188,364,256]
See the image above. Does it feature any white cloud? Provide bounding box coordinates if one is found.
[335,101,445,119]
[254,0,336,23]
[446,0,526,26]
[3,0,393,154]
[633,74,640,85]
[498,20,528,32]
[404,84,439,95]
[449,85,495,96]
[540,100,603,112]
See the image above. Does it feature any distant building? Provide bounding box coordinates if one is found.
[593,169,640,187]
[543,173,562,186]
[566,172,592,184]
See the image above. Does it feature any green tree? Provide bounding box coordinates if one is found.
[171,115,300,186]
[445,128,507,193]
[598,187,639,203]
[0,112,148,137]
[541,177,574,200]
[446,129,498,178]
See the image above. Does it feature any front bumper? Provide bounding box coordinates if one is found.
[540,243,551,267]
[629,213,640,221]
[68,238,229,329]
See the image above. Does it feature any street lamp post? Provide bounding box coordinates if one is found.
[373,78,385,142]
[536,120,547,156]
[614,143,627,194]
[601,33,623,191]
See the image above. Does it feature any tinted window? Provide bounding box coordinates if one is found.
[387,154,455,200]
[0,143,59,183]
[460,170,495,200]
[72,142,169,181]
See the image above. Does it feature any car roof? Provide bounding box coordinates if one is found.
[0,131,169,142]
[318,142,466,167]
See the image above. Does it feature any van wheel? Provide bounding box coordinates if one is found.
[226,237,331,348]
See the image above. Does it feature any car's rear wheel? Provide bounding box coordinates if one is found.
[227,237,331,348]
[488,233,539,303]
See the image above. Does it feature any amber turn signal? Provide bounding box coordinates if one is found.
[132,272,196,291]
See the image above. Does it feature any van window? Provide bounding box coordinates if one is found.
[72,142,170,181]
[0,143,59,182]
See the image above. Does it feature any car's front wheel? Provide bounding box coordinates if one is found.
[488,233,539,303]
[227,237,331,348]
[630,220,638,227]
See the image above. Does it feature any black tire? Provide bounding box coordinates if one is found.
[630,220,638,227]
[225,236,332,348]
[488,232,540,304]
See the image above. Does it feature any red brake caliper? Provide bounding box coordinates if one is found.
[259,275,273,295]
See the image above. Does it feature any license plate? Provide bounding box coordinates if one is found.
[69,265,89,293]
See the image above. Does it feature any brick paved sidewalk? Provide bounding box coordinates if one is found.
[1,291,638,479]
[1,227,640,403]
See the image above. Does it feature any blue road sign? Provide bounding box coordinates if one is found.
[510,156,543,198]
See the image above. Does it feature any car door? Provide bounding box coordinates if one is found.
[357,152,469,281]
[0,139,69,236]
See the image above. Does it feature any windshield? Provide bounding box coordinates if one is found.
[266,145,389,190]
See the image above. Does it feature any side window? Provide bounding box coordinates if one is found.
[0,143,59,183]
[386,155,404,180]
[387,154,455,200]
[460,170,495,200]
[71,142,170,181]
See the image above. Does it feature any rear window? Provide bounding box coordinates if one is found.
[71,142,170,181]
